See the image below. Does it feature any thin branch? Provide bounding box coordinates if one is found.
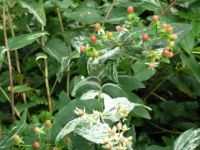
[162,0,177,15]
[103,0,117,25]
[3,1,15,122]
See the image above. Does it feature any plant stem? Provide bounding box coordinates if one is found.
[7,6,31,121]
[103,0,117,25]
[0,87,20,118]
[56,5,64,32]
[0,122,2,140]
[66,67,70,96]
[162,0,177,15]
[147,121,181,134]
[44,59,53,113]
[3,1,15,122]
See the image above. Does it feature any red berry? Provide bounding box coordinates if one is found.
[90,35,97,42]
[80,45,88,53]
[44,120,52,128]
[127,6,134,14]
[115,25,122,32]
[152,15,159,22]
[162,49,173,58]
[34,127,40,134]
[142,33,149,41]
[33,141,40,149]
[94,23,101,31]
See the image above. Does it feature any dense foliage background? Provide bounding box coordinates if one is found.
[0,0,200,150]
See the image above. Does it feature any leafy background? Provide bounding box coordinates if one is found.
[0,0,200,150]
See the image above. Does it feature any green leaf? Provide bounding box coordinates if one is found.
[131,106,151,119]
[0,46,7,69]
[102,83,127,98]
[171,23,193,43]
[13,85,34,93]
[0,110,27,149]
[35,52,48,61]
[49,99,103,142]
[44,38,71,63]
[132,61,156,81]
[146,145,171,150]
[8,32,47,50]
[71,77,101,97]
[118,75,145,91]
[63,3,103,24]
[180,33,195,54]
[174,128,200,150]
[18,0,46,26]
[181,54,200,84]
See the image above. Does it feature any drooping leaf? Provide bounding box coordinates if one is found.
[8,32,47,50]
[18,0,46,26]
[44,38,71,63]
[174,128,200,150]
[0,46,7,69]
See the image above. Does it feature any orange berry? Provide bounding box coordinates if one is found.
[165,26,173,33]
[90,35,97,42]
[168,51,174,58]
[127,6,134,14]
[142,33,149,41]
[162,23,169,29]
[148,63,155,69]
[44,120,52,128]
[33,141,40,149]
[94,23,101,31]
[152,15,159,22]
[115,25,122,32]
[80,45,88,53]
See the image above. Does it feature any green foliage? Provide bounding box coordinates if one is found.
[0,0,200,149]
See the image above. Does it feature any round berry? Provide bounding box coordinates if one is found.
[44,120,52,128]
[33,141,40,149]
[106,32,113,39]
[52,147,59,150]
[148,63,155,69]
[169,41,175,48]
[92,50,99,58]
[170,33,177,40]
[142,33,149,41]
[115,25,122,32]
[165,26,173,33]
[13,134,21,143]
[80,45,88,53]
[152,15,159,22]
[162,23,169,29]
[168,51,174,58]
[90,35,97,42]
[94,23,101,31]
[34,127,40,134]
[127,6,134,14]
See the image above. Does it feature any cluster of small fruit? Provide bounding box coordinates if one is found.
[13,120,59,150]
[79,6,178,69]
[102,122,133,150]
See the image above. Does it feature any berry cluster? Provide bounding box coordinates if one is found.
[79,6,178,70]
